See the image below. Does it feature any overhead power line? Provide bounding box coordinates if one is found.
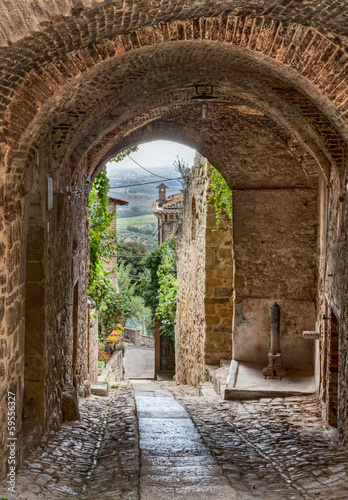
[110,177,182,189]
[128,156,178,180]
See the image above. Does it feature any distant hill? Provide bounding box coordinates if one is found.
[110,164,184,249]
[108,164,184,207]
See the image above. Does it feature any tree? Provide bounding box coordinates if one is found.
[156,239,177,342]
[139,237,177,343]
[116,241,147,288]
[88,146,138,318]
[174,155,191,192]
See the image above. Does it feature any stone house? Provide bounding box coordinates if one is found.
[152,184,182,375]
[152,183,183,245]
[176,153,319,396]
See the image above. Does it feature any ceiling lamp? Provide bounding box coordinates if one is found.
[191,85,218,118]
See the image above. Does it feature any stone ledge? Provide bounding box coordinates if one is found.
[303,331,320,340]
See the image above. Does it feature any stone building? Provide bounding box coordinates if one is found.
[176,154,318,396]
[0,0,347,480]
[176,156,233,386]
[152,183,183,245]
[152,183,182,374]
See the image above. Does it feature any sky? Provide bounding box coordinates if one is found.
[107,140,196,170]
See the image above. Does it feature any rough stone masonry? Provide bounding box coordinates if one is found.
[0,0,347,482]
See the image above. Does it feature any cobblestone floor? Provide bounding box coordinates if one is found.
[1,382,348,500]
[165,384,348,500]
[0,385,139,500]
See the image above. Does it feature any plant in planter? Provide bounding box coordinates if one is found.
[105,324,124,351]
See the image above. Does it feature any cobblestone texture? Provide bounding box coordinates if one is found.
[0,385,139,500]
[1,383,348,499]
[169,388,348,500]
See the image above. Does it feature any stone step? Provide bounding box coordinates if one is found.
[204,361,230,398]
[220,359,231,368]
[90,381,109,397]
[199,382,220,399]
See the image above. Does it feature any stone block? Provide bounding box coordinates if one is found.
[62,383,80,421]
[214,287,233,298]
[91,382,109,397]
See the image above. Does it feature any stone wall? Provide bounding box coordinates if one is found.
[88,307,99,383]
[99,349,123,383]
[124,327,155,348]
[232,188,318,367]
[0,154,91,478]
[204,201,233,365]
[176,156,233,385]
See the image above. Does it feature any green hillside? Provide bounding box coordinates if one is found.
[117,214,158,251]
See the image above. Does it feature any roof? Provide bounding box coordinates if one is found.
[156,183,169,189]
[152,192,183,215]
[108,197,129,206]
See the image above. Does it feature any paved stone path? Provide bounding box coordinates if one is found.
[133,381,237,499]
[1,382,348,499]
[124,344,155,379]
[0,386,139,500]
[170,389,348,500]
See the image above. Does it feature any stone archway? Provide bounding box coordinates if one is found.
[0,0,347,480]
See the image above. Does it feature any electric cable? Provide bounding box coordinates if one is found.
[110,177,182,189]
[128,156,181,180]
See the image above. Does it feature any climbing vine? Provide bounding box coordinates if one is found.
[88,146,138,315]
[206,164,232,228]
[88,166,118,310]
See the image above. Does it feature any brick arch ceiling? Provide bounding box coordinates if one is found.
[2,13,347,182]
[8,39,346,183]
[84,106,320,191]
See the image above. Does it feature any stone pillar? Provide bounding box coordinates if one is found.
[262,303,286,378]
[204,203,233,365]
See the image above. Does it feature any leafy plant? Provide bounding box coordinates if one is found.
[88,147,139,330]
[109,145,138,164]
[139,237,177,343]
[206,164,232,229]
[116,241,147,285]
[156,240,177,342]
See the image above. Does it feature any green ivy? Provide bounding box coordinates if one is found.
[206,164,232,229]
[88,147,138,321]
[88,166,118,311]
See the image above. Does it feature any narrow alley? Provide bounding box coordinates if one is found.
[2,382,348,500]
[0,2,348,499]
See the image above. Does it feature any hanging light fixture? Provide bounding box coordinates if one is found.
[191,85,218,118]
